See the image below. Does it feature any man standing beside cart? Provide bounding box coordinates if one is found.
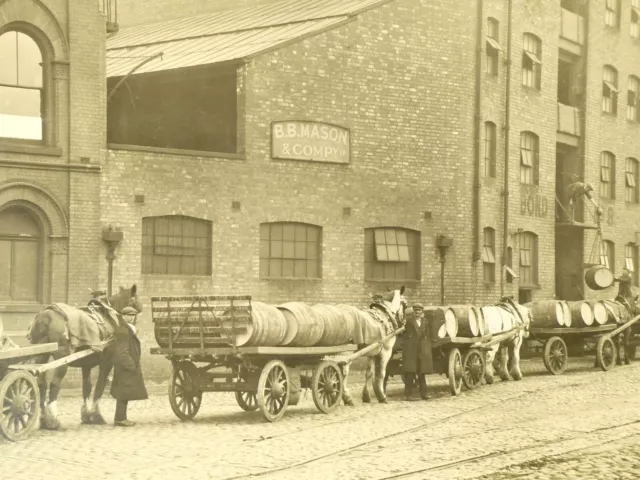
[402,303,430,401]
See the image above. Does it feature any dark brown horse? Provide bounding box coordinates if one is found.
[28,285,142,429]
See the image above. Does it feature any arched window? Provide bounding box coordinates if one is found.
[482,227,496,283]
[625,157,639,203]
[601,240,615,272]
[519,231,538,286]
[602,65,619,114]
[142,215,212,275]
[364,227,420,281]
[625,243,638,284]
[600,151,616,199]
[484,121,497,177]
[522,33,542,89]
[628,75,639,122]
[520,131,539,185]
[486,18,501,76]
[0,206,42,301]
[260,222,322,279]
[0,31,44,141]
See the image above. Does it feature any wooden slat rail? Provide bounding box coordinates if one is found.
[150,344,358,356]
[530,325,616,336]
[7,339,114,374]
[151,306,252,313]
[151,295,253,302]
[0,343,59,362]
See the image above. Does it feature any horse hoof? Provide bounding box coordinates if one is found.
[362,396,371,404]
[43,417,62,431]
[91,413,107,425]
[484,375,494,385]
[379,398,388,404]
[343,398,354,407]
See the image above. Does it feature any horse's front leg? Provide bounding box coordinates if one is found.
[35,354,49,428]
[341,363,354,406]
[509,336,524,381]
[89,358,113,425]
[497,345,512,381]
[373,348,392,403]
[362,357,374,403]
[81,365,94,424]
[42,363,68,430]
[484,346,498,384]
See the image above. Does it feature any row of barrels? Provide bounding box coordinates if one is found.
[424,304,521,340]
[526,299,631,328]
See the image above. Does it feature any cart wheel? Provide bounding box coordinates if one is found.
[596,336,616,371]
[543,336,568,375]
[235,391,258,412]
[257,360,290,422]
[168,361,202,421]
[311,361,344,414]
[462,348,485,390]
[0,371,40,442]
[448,348,463,396]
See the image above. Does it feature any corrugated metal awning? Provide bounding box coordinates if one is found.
[107,0,391,77]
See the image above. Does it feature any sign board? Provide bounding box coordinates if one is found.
[520,193,548,218]
[271,121,350,164]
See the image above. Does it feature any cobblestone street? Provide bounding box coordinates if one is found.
[2,357,640,480]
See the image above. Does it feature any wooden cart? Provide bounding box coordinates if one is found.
[151,295,403,423]
[595,314,640,371]
[0,341,109,441]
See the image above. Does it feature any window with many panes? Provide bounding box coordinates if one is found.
[364,227,420,281]
[0,30,45,142]
[522,33,542,89]
[486,18,501,76]
[601,240,615,272]
[628,75,639,122]
[606,0,620,28]
[484,121,497,177]
[626,157,639,203]
[482,227,496,283]
[259,222,321,279]
[626,243,639,285]
[600,151,616,199]
[520,131,539,185]
[602,65,619,114]
[632,0,640,38]
[519,232,538,286]
[142,215,212,275]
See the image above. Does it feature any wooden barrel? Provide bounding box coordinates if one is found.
[480,306,508,334]
[444,307,458,337]
[424,307,448,339]
[588,300,608,326]
[602,300,631,325]
[558,301,572,327]
[566,301,594,327]
[246,302,288,347]
[584,265,615,290]
[448,305,480,337]
[277,302,324,347]
[311,304,353,346]
[527,300,565,328]
[472,306,486,336]
[501,309,514,331]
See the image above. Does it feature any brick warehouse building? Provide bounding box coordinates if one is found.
[2,0,640,383]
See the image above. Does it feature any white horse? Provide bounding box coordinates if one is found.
[341,286,407,405]
[484,298,532,383]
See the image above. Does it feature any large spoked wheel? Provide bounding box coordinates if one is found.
[0,371,40,442]
[235,391,258,412]
[257,360,290,422]
[168,361,202,421]
[462,348,485,390]
[596,336,616,372]
[311,361,344,414]
[448,348,463,396]
[543,336,568,375]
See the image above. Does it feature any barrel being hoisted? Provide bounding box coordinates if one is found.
[448,305,481,337]
[527,300,565,328]
[584,265,615,291]
[310,304,353,346]
[566,301,594,327]
[587,300,608,326]
[277,302,324,347]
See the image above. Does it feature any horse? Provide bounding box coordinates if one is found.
[27,285,142,429]
[610,294,639,365]
[341,286,407,405]
[484,298,532,384]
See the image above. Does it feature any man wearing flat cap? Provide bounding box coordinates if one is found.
[402,303,430,401]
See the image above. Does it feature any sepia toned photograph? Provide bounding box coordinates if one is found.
[1,0,640,478]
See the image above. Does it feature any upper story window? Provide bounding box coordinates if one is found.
[606,0,621,28]
[601,240,615,272]
[519,231,538,286]
[602,65,619,114]
[626,157,639,203]
[626,243,639,285]
[364,227,420,282]
[632,0,640,38]
[600,151,616,200]
[486,18,501,76]
[520,131,539,185]
[482,227,496,283]
[0,31,44,142]
[484,121,497,177]
[260,222,321,279]
[628,75,640,122]
[522,33,542,90]
[142,215,212,275]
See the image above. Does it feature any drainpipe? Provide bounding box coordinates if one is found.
[472,0,484,303]
[501,0,513,298]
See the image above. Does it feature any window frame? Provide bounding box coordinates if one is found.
[486,17,501,76]
[605,0,620,28]
[627,75,639,122]
[484,121,497,177]
[482,227,496,283]
[520,131,539,185]
[141,215,213,276]
[601,240,615,273]
[625,157,640,204]
[625,243,639,285]
[259,222,322,280]
[602,65,619,115]
[522,33,542,90]
[599,151,616,200]
[364,227,421,282]
[519,231,538,287]
[632,0,640,38]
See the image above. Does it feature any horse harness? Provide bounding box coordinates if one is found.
[369,303,399,335]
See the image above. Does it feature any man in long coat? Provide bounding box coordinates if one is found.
[111,307,148,426]
[402,303,430,401]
